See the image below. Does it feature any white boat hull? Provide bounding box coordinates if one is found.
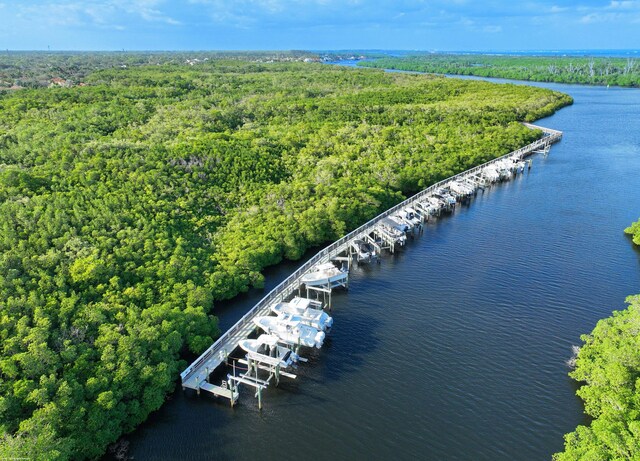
[254,316,325,349]
[239,335,298,367]
[301,262,348,287]
[270,298,334,331]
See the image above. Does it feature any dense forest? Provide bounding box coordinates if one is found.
[0,60,571,460]
[554,221,640,460]
[0,51,318,89]
[358,55,640,87]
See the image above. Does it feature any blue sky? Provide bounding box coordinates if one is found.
[0,0,638,51]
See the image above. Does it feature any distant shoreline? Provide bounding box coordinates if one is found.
[355,54,640,88]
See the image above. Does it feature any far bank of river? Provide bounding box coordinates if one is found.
[120,65,640,461]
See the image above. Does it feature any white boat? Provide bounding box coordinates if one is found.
[450,180,474,196]
[300,262,348,287]
[351,239,376,262]
[376,221,407,245]
[417,199,440,216]
[432,194,454,212]
[436,188,457,206]
[382,216,409,233]
[393,208,421,229]
[239,334,299,367]
[427,195,445,209]
[483,166,501,182]
[510,158,526,172]
[270,297,334,331]
[492,160,513,179]
[391,213,414,231]
[253,315,325,348]
[401,207,424,226]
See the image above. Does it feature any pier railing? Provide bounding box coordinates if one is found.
[181,124,562,384]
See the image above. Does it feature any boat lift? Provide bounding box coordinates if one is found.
[179,124,564,410]
[228,354,298,410]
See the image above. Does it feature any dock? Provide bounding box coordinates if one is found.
[180,123,563,406]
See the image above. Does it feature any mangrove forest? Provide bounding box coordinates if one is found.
[0,59,571,460]
[358,55,640,88]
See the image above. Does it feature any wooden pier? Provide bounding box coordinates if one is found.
[180,123,563,406]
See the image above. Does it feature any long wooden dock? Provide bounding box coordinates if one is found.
[180,123,563,403]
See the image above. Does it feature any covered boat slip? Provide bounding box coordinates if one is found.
[180,124,563,408]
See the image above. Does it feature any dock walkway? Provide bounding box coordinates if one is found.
[180,123,563,399]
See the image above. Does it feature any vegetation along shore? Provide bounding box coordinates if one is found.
[554,219,640,460]
[358,55,640,87]
[0,58,571,460]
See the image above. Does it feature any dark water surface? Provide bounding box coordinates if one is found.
[123,73,640,460]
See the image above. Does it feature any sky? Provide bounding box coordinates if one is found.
[0,0,638,51]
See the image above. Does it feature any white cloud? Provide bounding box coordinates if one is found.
[483,25,502,33]
[608,0,638,9]
[579,12,622,23]
[525,1,640,27]
[115,0,182,24]
[549,5,568,13]
[15,0,180,29]
[188,0,440,28]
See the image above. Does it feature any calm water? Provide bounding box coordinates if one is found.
[122,73,640,460]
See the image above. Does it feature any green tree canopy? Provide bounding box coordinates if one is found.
[0,60,571,460]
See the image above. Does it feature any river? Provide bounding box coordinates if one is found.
[120,66,640,460]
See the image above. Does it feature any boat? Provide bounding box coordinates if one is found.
[351,239,376,262]
[482,166,501,183]
[239,334,299,367]
[253,315,326,348]
[390,213,414,231]
[270,297,334,331]
[436,188,457,206]
[427,195,445,209]
[431,194,454,212]
[508,157,526,172]
[416,199,440,216]
[450,180,475,197]
[376,220,407,245]
[494,160,513,179]
[381,216,409,233]
[402,207,424,226]
[394,208,422,228]
[300,262,348,287]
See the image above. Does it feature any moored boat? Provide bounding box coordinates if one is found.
[382,216,409,233]
[300,262,348,287]
[376,220,407,245]
[253,315,326,348]
[450,180,475,197]
[351,239,376,262]
[401,207,424,225]
[482,166,501,183]
[270,297,334,331]
[239,334,299,367]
